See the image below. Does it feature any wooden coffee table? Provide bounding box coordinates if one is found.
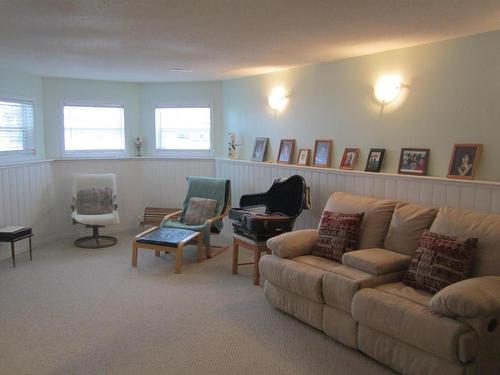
[132,227,203,273]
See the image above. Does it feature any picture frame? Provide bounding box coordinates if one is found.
[297,148,311,166]
[276,139,295,164]
[398,148,430,176]
[339,148,359,170]
[447,144,482,180]
[312,140,333,167]
[251,137,268,162]
[365,148,385,172]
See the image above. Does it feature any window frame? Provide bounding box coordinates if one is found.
[154,103,214,158]
[0,94,36,157]
[60,101,127,157]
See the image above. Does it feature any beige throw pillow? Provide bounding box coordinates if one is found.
[183,197,217,225]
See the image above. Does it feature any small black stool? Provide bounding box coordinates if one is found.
[0,226,33,267]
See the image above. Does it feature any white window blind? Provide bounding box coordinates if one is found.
[63,105,125,152]
[155,107,211,150]
[0,98,35,153]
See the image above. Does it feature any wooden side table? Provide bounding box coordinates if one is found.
[0,226,33,268]
[132,227,203,273]
[232,234,271,285]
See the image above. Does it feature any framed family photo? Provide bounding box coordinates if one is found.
[251,137,268,162]
[339,148,359,170]
[398,148,430,175]
[365,148,385,172]
[277,139,295,164]
[447,144,482,180]
[297,149,311,166]
[312,140,333,167]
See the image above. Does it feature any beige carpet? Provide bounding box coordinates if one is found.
[0,231,394,375]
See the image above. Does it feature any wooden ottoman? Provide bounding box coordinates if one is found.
[132,227,203,273]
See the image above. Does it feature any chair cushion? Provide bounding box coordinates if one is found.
[71,211,120,225]
[430,206,500,277]
[342,248,411,275]
[183,197,217,225]
[312,211,364,261]
[352,287,477,363]
[322,192,398,249]
[76,188,113,214]
[384,202,438,256]
[259,254,331,303]
[403,230,477,294]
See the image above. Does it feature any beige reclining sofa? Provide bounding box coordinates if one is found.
[259,192,500,375]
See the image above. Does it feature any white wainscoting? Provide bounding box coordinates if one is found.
[215,158,500,231]
[0,158,215,260]
[2,157,500,261]
[0,160,54,260]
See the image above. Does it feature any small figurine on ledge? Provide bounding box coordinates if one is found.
[134,136,143,157]
[228,132,241,160]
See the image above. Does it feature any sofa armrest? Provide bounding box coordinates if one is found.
[342,248,411,275]
[266,229,318,258]
[429,276,500,318]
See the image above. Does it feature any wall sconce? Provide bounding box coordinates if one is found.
[268,87,288,113]
[374,74,405,107]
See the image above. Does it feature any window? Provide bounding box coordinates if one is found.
[0,98,35,154]
[63,105,125,153]
[155,107,211,152]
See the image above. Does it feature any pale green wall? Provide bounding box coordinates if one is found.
[42,78,141,157]
[0,68,45,160]
[223,30,500,181]
[3,29,500,181]
[140,81,223,156]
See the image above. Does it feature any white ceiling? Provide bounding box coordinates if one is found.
[1,1,500,82]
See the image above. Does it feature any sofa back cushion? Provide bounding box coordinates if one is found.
[384,202,438,256]
[430,207,500,276]
[322,192,398,249]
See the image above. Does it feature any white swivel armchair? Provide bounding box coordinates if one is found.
[71,173,120,248]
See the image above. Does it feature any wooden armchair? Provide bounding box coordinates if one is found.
[161,177,231,258]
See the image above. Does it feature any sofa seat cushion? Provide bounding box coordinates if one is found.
[384,202,438,256]
[293,255,342,273]
[375,281,433,307]
[259,254,330,303]
[352,287,477,364]
[342,248,411,275]
[322,192,398,249]
[322,266,404,312]
[430,206,500,277]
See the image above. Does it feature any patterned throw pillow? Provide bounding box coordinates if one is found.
[403,230,477,294]
[183,197,218,225]
[312,211,364,261]
[76,188,113,214]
